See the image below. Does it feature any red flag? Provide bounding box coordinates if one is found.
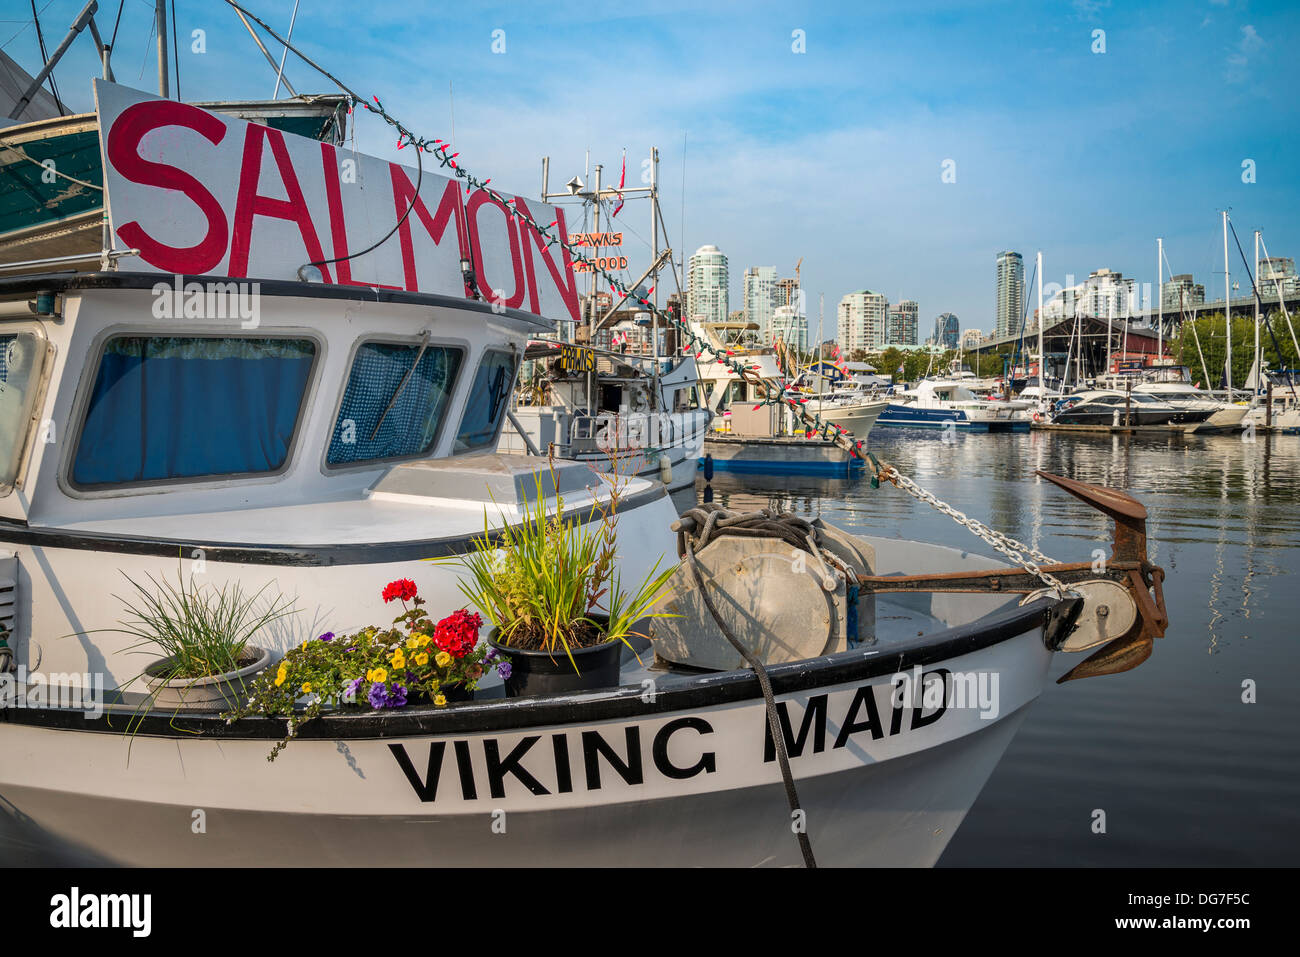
[612,149,626,218]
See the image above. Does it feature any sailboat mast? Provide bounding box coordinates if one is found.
[1254,229,1261,397]
[1036,250,1044,408]
[1223,210,1232,397]
[1156,237,1163,360]
[155,0,169,97]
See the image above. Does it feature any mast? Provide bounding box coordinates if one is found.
[650,148,661,406]
[155,0,169,97]
[1106,292,1113,383]
[1036,250,1044,408]
[1223,210,1232,398]
[1254,228,1261,397]
[588,163,601,411]
[1157,237,1163,360]
[817,293,824,401]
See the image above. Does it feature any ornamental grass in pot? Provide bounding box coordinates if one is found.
[108,566,293,713]
[445,467,677,697]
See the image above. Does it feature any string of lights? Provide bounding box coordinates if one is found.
[221,0,874,467]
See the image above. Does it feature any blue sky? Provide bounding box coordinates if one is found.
[6,0,1297,336]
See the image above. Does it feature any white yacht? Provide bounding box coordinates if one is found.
[877,380,1031,432]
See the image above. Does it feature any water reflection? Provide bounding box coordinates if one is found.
[692,430,1300,864]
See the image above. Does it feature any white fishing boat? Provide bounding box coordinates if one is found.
[0,80,1172,868]
[498,340,709,491]
[497,150,709,491]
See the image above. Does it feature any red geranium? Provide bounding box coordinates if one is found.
[382,579,418,603]
[433,609,483,659]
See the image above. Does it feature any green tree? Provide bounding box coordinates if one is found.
[1172,311,1298,387]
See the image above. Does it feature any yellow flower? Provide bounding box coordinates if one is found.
[435,651,451,668]
[418,634,432,648]
[434,694,447,706]
[415,653,429,666]
[367,667,388,683]
[275,663,288,687]
[405,637,420,650]
[391,651,406,669]
[301,682,312,693]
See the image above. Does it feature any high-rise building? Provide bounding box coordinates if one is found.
[995,251,1024,339]
[1161,274,1206,311]
[770,304,809,354]
[687,244,729,324]
[887,300,920,347]
[1259,258,1299,298]
[960,328,985,351]
[837,290,890,354]
[933,313,959,350]
[774,277,801,312]
[1042,268,1137,321]
[743,266,777,339]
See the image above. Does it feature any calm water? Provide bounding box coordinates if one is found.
[692,429,1300,866]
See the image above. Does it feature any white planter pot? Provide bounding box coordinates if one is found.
[143,645,271,712]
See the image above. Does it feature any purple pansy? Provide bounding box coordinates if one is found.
[484,647,498,663]
[496,662,512,680]
[342,676,364,701]
[368,682,408,709]
[318,631,335,642]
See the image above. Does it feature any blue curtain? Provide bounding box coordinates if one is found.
[72,337,315,486]
[327,342,461,465]
[454,351,515,452]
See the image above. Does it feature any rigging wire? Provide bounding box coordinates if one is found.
[171,0,180,101]
[109,0,125,50]
[28,0,64,115]
[1226,216,1297,400]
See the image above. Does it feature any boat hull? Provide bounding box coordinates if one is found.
[1,609,1055,867]
[876,405,1029,432]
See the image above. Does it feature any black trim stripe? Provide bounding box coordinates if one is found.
[0,483,668,566]
[0,597,1057,739]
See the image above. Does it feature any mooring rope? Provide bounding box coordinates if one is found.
[678,505,818,868]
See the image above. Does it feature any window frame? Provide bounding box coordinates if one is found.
[321,332,468,474]
[452,347,519,455]
[0,320,55,497]
[63,327,324,495]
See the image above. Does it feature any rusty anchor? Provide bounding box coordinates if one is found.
[855,470,1169,683]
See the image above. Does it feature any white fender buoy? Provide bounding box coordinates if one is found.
[658,452,673,484]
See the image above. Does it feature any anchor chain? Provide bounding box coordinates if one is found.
[876,464,1074,597]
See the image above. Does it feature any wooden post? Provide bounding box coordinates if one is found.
[1125,379,1132,428]
[1266,381,1274,429]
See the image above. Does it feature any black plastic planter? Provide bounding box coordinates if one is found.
[487,627,624,697]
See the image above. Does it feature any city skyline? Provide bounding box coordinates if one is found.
[9,1,1295,338]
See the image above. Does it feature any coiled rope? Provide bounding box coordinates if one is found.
[677,504,820,868]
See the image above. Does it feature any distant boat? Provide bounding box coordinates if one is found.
[876,380,1030,432]
[1049,390,1214,427]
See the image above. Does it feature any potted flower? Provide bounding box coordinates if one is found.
[225,579,510,760]
[445,469,677,697]
[108,567,292,713]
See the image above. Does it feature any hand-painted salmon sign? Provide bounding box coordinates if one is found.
[92,80,580,323]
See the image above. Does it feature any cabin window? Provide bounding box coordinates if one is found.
[453,350,516,453]
[71,336,316,487]
[0,331,49,492]
[327,340,463,465]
